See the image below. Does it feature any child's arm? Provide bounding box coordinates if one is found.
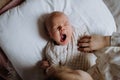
[78,35,110,52]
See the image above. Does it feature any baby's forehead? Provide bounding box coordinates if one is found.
[49,12,67,19]
[45,12,69,29]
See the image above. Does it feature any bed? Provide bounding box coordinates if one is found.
[0,0,120,80]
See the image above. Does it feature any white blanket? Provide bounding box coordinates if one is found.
[0,0,116,80]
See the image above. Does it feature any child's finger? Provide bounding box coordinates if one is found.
[43,62,49,66]
[39,61,50,67]
[46,66,56,75]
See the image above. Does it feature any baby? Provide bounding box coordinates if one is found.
[45,66,93,80]
[42,11,96,71]
[41,11,120,79]
[45,11,73,45]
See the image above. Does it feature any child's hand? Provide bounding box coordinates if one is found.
[77,35,110,52]
[39,60,50,70]
[46,66,56,76]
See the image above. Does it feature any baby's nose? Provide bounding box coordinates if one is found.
[58,26,62,30]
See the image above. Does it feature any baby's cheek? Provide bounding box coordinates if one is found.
[53,33,60,40]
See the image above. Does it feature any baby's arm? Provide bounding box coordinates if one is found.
[46,54,60,66]
[45,42,60,66]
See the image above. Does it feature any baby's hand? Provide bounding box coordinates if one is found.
[39,60,50,70]
[46,66,56,76]
[77,35,110,52]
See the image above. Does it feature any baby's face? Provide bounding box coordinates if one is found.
[47,12,73,45]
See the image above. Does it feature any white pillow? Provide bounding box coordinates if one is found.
[104,0,120,32]
[0,0,116,80]
[69,0,116,35]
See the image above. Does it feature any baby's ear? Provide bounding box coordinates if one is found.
[43,22,50,36]
[49,32,53,39]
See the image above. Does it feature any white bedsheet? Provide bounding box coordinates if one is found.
[0,0,117,80]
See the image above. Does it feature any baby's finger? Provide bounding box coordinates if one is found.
[44,63,49,67]
[46,66,56,75]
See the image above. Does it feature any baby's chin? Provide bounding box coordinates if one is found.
[59,42,68,45]
[57,39,70,45]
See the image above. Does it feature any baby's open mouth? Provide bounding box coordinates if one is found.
[60,34,67,42]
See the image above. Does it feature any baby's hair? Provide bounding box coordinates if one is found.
[44,11,66,33]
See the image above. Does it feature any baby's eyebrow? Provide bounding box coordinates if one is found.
[52,27,57,30]
[64,20,69,23]
[64,20,69,24]
[52,27,58,31]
